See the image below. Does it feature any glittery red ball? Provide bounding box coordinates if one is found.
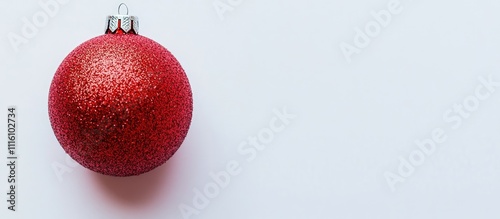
[48,34,192,176]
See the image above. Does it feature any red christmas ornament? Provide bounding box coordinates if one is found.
[48,4,192,176]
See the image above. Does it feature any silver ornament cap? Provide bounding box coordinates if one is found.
[105,3,139,34]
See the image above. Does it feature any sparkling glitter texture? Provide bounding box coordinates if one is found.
[49,34,193,176]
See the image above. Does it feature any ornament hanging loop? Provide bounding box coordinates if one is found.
[105,3,139,34]
[118,3,129,15]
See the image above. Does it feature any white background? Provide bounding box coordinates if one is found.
[2,0,500,218]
